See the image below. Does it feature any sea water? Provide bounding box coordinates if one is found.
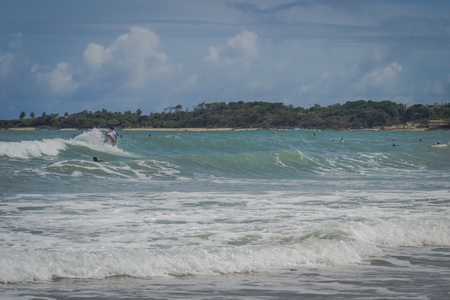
[0,129,449,299]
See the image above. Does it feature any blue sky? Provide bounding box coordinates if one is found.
[1,0,449,119]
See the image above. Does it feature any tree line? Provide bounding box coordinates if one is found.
[2,100,449,130]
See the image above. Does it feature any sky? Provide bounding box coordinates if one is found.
[1,0,450,119]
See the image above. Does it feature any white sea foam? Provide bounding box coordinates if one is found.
[349,216,450,247]
[135,160,181,177]
[432,142,447,148]
[274,152,293,169]
[0,239,382,283]
[71,170,83,177]
[0,128,134,159]
[69,129,135,157]
[1,189,449,283]
[0,138,67,158]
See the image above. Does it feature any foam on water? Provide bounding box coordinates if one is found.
[68,129,135,157]
[0,239,382,283]
[0,138,67,158]
[1,188,449,283]
[0,129,134,159]
[1,214,447,283]
[25,158,183,182]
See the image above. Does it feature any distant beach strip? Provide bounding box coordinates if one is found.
[5,127,429,131]
[6,127,262,131]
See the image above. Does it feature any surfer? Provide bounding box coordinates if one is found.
[93,157,104,162]
[104,127,118,146]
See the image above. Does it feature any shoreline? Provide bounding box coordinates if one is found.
[5,127,267,132]
[4,127,432,132]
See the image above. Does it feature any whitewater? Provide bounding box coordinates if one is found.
[1,129,449,299]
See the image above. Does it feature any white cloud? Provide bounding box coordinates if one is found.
[83,43,106,74]
[82,26,173,89]
[300,45,407,104]
[355,62,402,91]
[205,30,258,66]
[35,62,79,95]
[205,46,219,64]
[30,26,177,101]
[7,26,181,114]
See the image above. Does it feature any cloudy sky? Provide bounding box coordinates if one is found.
[1,0,449,119]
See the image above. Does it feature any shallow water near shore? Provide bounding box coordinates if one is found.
[1,129,449,299]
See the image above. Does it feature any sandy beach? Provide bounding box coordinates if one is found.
[6,127,38,131]
[5,127,431,131]
[6,127,262,131]
[122,127,245,131]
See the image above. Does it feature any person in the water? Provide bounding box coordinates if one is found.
[93,157,104,162]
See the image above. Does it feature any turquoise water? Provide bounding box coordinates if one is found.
[1,129,449,299]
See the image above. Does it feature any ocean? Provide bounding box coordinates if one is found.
[1,129,449,299]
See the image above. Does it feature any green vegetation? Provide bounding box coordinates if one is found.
[1,100,449,130]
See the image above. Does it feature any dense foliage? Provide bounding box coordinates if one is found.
[2,100,449,130]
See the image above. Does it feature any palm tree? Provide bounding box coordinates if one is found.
[19,111,26,120]
[29,112,35,119]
